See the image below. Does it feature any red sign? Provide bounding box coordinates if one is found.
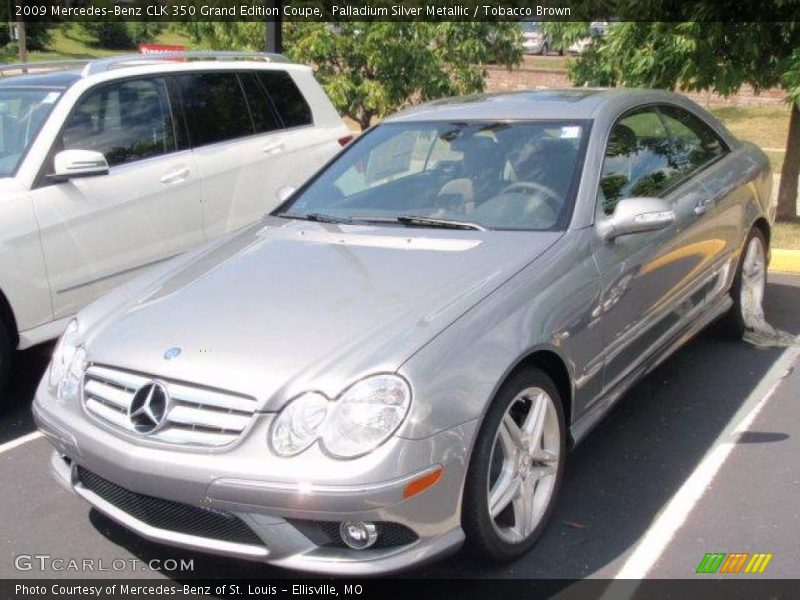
[138,44,187,55]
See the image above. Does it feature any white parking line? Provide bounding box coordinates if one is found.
[612,345,800,581]
[0,431,43,455]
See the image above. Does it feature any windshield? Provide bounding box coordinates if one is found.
[278,120,587,231]
[0,87,62,177]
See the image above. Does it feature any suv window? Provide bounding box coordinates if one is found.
[599,107,676,215]
[176,72,253,146]
[61,78,176,167]
[256,71,312,128]
[239,72,281,134]
[658,105,726,175]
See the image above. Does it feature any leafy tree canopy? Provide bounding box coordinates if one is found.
[284,22,522,130]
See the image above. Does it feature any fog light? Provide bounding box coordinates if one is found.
[339,521,378,550]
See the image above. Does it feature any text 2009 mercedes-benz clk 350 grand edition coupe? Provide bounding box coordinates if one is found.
[35,89,773,574]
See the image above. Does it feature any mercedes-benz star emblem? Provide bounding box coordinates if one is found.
[128,382,170,434]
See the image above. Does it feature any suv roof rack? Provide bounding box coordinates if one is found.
[82,51,291,76]
[0,52,290,79]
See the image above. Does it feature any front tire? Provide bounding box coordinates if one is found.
[719,227,767,338]
[462,367,566,562]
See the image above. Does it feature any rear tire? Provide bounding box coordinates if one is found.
[719,227,768,339]
[462,367,566,562]
[540,43,548,56]
[0,320,11,395]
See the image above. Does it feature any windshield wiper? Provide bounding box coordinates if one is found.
[285,212,353,225]
[352,215,487,231]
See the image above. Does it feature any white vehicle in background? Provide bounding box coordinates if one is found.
[0,52,350,392]
[520,21,551,55]
[568,22,610,54]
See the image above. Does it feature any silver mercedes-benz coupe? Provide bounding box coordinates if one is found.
[34,89,774,574]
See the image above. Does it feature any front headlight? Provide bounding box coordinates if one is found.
[48,319,85,403]
[322,375,411,458]
[269,374,411,459]
[270,392,329,457]
[49,319,79,389]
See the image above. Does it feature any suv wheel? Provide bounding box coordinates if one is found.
[462,367,566,562]
[0,320,11,394]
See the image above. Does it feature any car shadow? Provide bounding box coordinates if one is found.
[87,277,799,579]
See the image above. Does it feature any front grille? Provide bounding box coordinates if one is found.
[82,364,257,447]
[77,467,263,546]
[291,520,418,549]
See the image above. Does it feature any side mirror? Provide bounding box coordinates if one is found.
[276,184,296,203]
[597,197,675,241]
[51,149,109,180]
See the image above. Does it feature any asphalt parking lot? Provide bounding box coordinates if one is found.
[1,273,798,581]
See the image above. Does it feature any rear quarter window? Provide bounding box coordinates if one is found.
[256,71,313,128]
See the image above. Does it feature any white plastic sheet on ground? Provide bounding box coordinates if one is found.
[742,273,800,348]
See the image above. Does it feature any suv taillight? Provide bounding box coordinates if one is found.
[338,135,355,147]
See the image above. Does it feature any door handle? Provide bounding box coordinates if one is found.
[693,197,713,215]
[160,167,190,184]
[261,141,285,155]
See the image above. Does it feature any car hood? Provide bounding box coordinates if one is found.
[85,217,561,410]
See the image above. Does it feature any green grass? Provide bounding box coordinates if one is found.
[0,25,192,64]
[710,105,790,172]
[773,221,800,251]
[520,54,571,71]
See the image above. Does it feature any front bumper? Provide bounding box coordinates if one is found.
[33,381,476,575]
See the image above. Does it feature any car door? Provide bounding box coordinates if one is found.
[174,71,264,238]
[657,104,730,298]
[592,106,720,392]
[31,76,203,319]
[252,69,337,205]
[175,71,298,240]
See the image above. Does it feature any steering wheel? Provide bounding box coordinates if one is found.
[500,181,562,216]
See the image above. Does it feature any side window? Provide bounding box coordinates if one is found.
[61,78,176,167]
[239,72,281,134]
[257,71,312,128]
[175,72,253,146]
[599,107,676,215]
[658,105,726,175]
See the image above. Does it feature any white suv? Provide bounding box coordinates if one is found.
[0,52,350,391]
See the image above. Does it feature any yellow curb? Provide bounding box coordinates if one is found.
[769,249,800,274]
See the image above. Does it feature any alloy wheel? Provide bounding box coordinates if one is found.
[739,236,767,325]
[486,387,561,543]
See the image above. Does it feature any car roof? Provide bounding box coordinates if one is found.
[0,54,303,89]
[385,88,691,122]
[0,70,82,89]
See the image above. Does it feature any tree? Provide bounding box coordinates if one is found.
[569,21,800,222]
[283,22,522,131]
[78,22,133,48]
[174,22,266,50]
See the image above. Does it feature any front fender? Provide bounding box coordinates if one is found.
[396,229,603,441]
